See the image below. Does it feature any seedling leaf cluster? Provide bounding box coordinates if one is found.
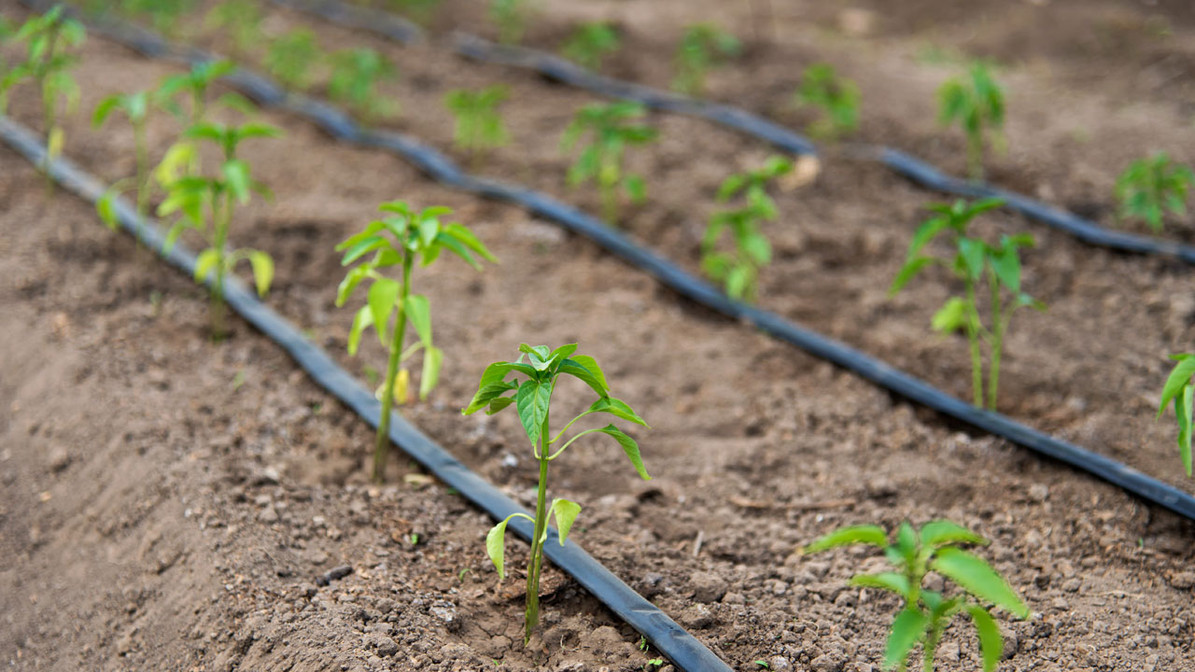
[561,102,658,225]
[1116,153,1193,233]
[702,156,792,302]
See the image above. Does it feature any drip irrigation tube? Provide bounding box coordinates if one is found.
[268,0,423,46]
[31,1,1195,522]
[272,0,1195,266]
[0,114,730,672]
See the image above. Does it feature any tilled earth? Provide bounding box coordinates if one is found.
[2,1,1195,671]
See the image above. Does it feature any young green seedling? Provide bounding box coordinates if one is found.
[157,120,281,338]
[702,156,793,302]
[13,6,85,179]
[1159,354,1195,476]
[329,48,398,123]
[889,198,1045,410]
[938,62,1005,181]
[444,85,509,168]
[560,102,658,225]
[336,202,496,482]
[158,59,239,127]
[205,0,264,56]
[265,30,322,92]
[793,63,860,141]
[562,22,621,71]
[1116,152,1193,233]
[672,23,740,96]
[462,345,650,644]
[804,520,1030,672]
[94,90,161,231]
[489,0,534,45]
[119,0,197,36]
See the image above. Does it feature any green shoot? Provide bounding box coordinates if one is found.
[562,22,621,71]
[938,62,1005,181]
[1158,354,1195,476]
[1,17,30,115]
[156,120,282,339]
[793,63,860,140]
[889,199,1045,411]
[1116,152,1193,233]
[329,48,398,124]
[463,344,650,644]
[672,23,740,96]
[702,156,793,302]
[264,30,322,92]
[803,520,1029,672]
[158,59,239,127]
[93,90,165,232]
[119,0,197,37]
[444,85,509,168]
[13,7,86,179]
[560,102,658,225]
[489,0,534,45]
[205,0,264,56]
[336,202,496,482]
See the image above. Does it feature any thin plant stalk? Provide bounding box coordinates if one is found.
[964,280,984,408]
[372,254,413,482]
[209,192,231,339]
[524,412,551,642]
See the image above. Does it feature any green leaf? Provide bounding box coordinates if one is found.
[931,297,968,334]
[889,257,933,296]
[348,305,373,356]
[803,525,888,554]
[339,235,387,266]
[549,343,579,361]
[592,424,651,480]
[486,518,511,579]
[884,607,929,671]
[96,190,120,231]
[849,572,910,596]
[487,396,515,414]
[625,174,647,203]
[443,223,498,263]
[420,345,443,400]
[559,355,610,397]
[336,266,369,307]
[919,520,987,549]
[248,251,274,297]
[368,278,400,343]
[222,159,252,204]
[515,379,553,447]
[990,246,1022,293]
[463,362,521,415]
[548,498,582,545]
[433,231,479,270]
[966,604,1004,672]
[932,548,1029,618]
[1158,355,1195,419]
[1180,384,1194,477]
[194,248,219,283]
[958,237,987,281]
[92,95,120,127]
[587,396,648,427]
[403,293,432,347]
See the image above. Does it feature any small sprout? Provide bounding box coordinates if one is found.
[938,61,1005,181]
[156,119,282,339]
[489,0,535,45]
[672,23,740,96]
[457,567,471,582]
[803,520,1030,672]
[1158,354,1195,476]
[265,29,323,92]
[702,156,792,302]
[119,0,197,36]
[645,659,665,671]
[793,63,860,140]
[329,48,398,124]
[408,532,420,546]
[444,85,510,168]
[1116,152,1193,233]
[157,59,239,127]
[463,345,650,644]
[560,102,658,225]
[205,0,264,57]
[232,369,247,391]
[754,661,770,670]
[336,201,496,482]
[637,636,649,652]
[94,89,169,232]
[562,22,621,71]
[12,7,86,181]
[889,199,1045,411]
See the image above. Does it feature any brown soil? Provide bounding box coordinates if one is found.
[3,1,1195,671]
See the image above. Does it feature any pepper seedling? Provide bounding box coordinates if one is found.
[560,101,658,225]
[562,22,621,71]
[938,62,1005,181]
[265,29,323,92]
[94,90,165,232]
[793,63,860,141]
[672,23,740,96]
[1158,355,1195,476]
[444,85,509,169]
[0,17,31,115]
[13,6,85,179]
[489,0,535,45]
[803,520,1030,672]
[462,344,650,644]
[119,0,197,37]
[336,202,496,482]
[329,48,398,124]
[1116,152,1193,233]
[889,198,1045,411]
[158,59,239,127]
[702,156,793,302]
[205,0,264,57]
[157,120,282,339]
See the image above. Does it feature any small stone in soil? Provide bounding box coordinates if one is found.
[315,565,353,586]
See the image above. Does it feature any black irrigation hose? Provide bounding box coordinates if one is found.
[267,0,424,46]
[39,0,1195,525]
[0,114,731,672]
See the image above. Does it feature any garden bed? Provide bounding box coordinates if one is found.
[3,1,1195,671]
